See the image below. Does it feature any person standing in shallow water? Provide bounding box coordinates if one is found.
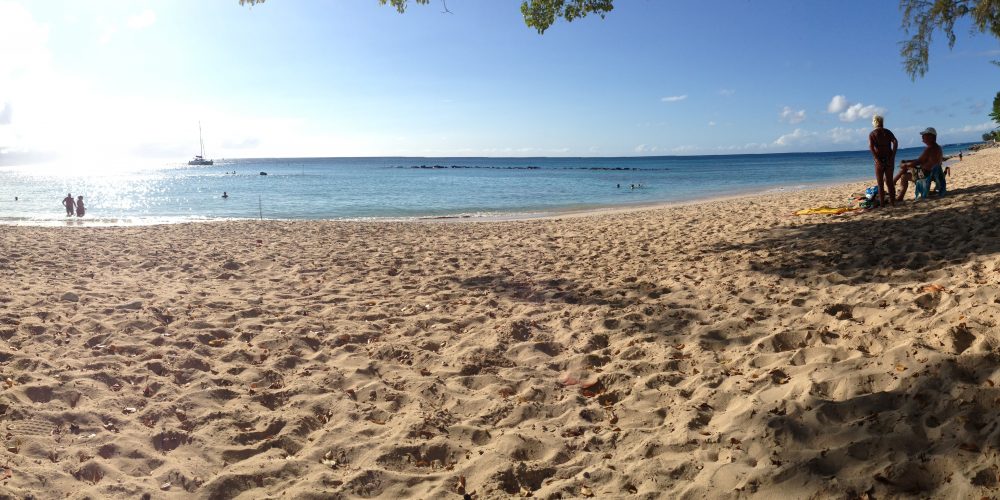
[75,196,85,217]
[62,193,75,216]
[868,114,897,207]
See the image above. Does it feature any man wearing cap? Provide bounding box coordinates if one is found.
[896,127,945,200]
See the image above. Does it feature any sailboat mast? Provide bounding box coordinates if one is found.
[188,121,213,165]
[199,121,206,157]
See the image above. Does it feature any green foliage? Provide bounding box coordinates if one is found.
[375,0,613,32]
[984,131,998,141]
[376,0,431,14]
[900,0,1000,79]
[992,91,1000,124]
[240,1,1000,78]
[520,0,614,34]
[239,0,612,34]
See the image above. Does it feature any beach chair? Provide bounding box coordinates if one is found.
[928,164,946,196]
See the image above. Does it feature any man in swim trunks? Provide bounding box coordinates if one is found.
[62,193,75,216]
[868,114,897,207]
[897,127,944,200]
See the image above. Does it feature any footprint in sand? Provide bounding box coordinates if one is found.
[949,324,975,354]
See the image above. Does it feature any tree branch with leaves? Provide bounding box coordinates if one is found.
[900,0,1000,79]
[991,91,1000,124]
[241,0,1000,79]
[239,0,612,33]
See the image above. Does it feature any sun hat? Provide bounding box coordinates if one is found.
[920,127,937,136]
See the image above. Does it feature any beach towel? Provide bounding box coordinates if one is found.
[793,206,858,216]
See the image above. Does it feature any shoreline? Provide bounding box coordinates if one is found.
[0,173,904,228]
[0,164,952,227]
[0,145,976,228]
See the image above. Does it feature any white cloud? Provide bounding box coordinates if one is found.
[98,27,117,45]
[828,126,867,144]
[719,89,735,97]
[127,10,157,30]
[98,10,156,45]
[708,121,716,127]
[477,147,571,155]
[95,14,117,45]
[634,144,662,153]
[661,95,688,103]
[946,122,996,134]
[839,103,885,122]
[827,95,885,122]
[723,143,770,152]
[827,95,848,113]
[773,128,816,146]
[780,106,806,124]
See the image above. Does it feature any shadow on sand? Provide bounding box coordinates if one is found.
[710,182,1000,285]
[707,181,1000,495]
[763,350,1000,496]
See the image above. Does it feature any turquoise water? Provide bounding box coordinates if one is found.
[0,145,972,225]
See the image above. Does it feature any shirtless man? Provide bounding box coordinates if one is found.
[62,193,75,216]
[868,114,897,207]
[896,127,944,200]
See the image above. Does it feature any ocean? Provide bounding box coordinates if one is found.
[0,144,972,225]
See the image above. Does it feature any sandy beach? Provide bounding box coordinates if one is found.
[1,146,999,498]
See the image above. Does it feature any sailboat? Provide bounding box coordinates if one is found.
[188,121,214,165]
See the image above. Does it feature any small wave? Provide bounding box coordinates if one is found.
[0,215,223,227]
[762,184,810,193]
[392,164,667,171]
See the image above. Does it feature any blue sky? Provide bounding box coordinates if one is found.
[1,0,998,160]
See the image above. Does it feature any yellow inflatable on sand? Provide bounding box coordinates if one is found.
[793,206,858,216]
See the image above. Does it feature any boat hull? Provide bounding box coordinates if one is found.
[188,159,214,165]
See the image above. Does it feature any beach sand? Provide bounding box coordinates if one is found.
[1,147,999,498]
